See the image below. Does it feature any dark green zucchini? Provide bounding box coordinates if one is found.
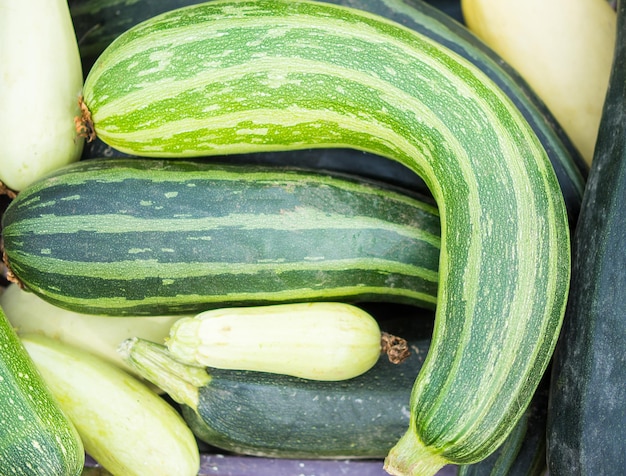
[120,316,432,459]
[72,0,585,225]
[1,158,440,316]
[546,0,626,473]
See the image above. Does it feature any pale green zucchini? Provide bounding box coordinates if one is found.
[0,0,84,192]
[166,302,388,381]
[79,1,571,473]
[0,284,182,378]
[20,333,200,476]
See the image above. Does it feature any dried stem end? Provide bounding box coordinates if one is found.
[381,331,411,364]
[75,96,96,142]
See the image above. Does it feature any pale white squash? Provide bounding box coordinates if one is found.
[0,0,84,191]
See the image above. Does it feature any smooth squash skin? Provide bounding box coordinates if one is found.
[462,0,616,166]
[0,0,84,192]
[166,302,384,381]
[80,1,571,472]
[546,0,626,473]
[0,284,183,377]
[21,334,200,476]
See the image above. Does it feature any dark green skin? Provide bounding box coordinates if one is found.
[2,159,440,316]
[546,1,626,473]
[182,316,432,458]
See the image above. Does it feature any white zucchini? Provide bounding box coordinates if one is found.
[166,302,386,381]
[461,0,617,165]
[0,0,84,191]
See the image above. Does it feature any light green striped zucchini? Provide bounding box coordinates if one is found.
[1,158,440,316]
[77,1,571,473]
[70,0,586,228]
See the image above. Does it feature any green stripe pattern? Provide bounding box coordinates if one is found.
[80,0,571,471]
[2,158,441,316]
[70,0,586,225]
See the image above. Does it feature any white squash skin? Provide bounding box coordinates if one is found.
[461,0,617,166]
[0,0,84,191]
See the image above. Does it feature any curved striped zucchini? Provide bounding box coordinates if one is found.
[72,0,586,225]
[1,158,441,316]
[78,1,571,472]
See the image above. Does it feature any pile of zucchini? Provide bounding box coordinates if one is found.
[1,0,621,475]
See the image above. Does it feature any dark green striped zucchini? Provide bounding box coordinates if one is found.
[73,0,586,224]
[1,158,440,316]
[120,316,432,459]
[547,1,626,473]
[79,1,570,472]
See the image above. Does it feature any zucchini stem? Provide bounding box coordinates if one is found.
[75,96,96,142]
[118,337,210,409]
[381,331,411,364]
[384,427,449,476]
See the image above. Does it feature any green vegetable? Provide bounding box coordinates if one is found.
[546,0,626,473]
[21,333,200,476]
[71,0,586,228]
[119,317,432,459]
[0,307,84,476]
[166,302,390,381]
[79,1,570,472]
[1,158,440,316]
[458,375,549,476]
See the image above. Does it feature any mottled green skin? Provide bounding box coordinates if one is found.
[2,158,441,315]
[80,0,570,469]
[72,0,586,226]
[0,309,84,476]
